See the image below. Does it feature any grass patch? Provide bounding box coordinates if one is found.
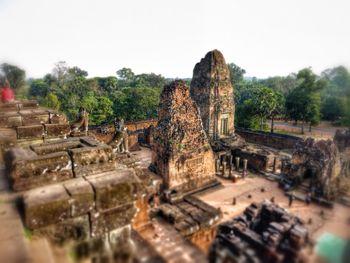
[23,227,33,240]
[68,248,78,262]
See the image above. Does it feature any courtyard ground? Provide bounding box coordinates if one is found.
[134,147,350,242]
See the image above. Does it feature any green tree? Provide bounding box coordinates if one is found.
[134,73,166,89]
[81,94,113,125]
[111,87,160,121]
[227,63,246,86]
[321,96,344,122]
[0,63,26,92]
[269,91,285,133]
[251,86,280,131]
[45,93,60,110]
[95,76,118,94]
[235,99,260,129]
[116,68,135,81]
[285,68,325,133]
[320,66,350,123]
[29,79,50,98]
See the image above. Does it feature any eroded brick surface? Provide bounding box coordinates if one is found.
[91,204,136,237]
[86,169,138,210]
[190,50,235,140]
[6,149,73,191]
[153,80,217,196]
[64,178,95,217]
[23,184,71,229]
[69,145,116,177]
[17,125,45,139]
[44,123,70,137]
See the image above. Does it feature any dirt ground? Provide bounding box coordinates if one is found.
[269,120,348,139]
[196,174,350,241]
[132,147,350,241]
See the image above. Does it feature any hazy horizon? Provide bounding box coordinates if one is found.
[1,0,349,79]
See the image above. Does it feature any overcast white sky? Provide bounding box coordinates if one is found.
[1,0,349,79]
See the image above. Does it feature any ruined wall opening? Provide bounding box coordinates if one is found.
[304,168,314,180]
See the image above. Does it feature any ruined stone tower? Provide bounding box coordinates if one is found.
[152,80,216,196]
[190,50,235,141]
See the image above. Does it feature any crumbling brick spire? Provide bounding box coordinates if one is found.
[190,49,235,141]
[152,80,217,197]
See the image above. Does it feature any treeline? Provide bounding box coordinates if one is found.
[0,62,166,125]
[1,62,349,131]
[230,64,350,132]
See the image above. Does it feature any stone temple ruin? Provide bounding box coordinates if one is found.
[209,201,310,263]
[191,49,235,141]
[0,50,349,263]
[281,138,342,199]
[152,80,218,200]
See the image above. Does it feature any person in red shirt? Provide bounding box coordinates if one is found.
[1,80,15,103]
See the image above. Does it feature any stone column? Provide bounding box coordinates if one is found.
[281,160,285,175]
[273,157,277,173]
[222,161,228,178]
[215,158,221,173]
[228,155,233,170]
[235,157,240,171]
[243,159,248,171]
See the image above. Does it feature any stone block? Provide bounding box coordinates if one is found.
[90,204,136,237]
[19,100,39,109]
[80,136,103,147]
[0,102,19,112]
[69,145,116,177]
[33,215,90,244]
[4,147,37,168]
[0,112,22,127]
[64,178,95,217]
[23,184,71,229]
[6,149,73,191]
[0,128,17,163]
[115,153,139,168]
[128,133,140,151]
[16,125,44,139]
[20,110,49,125]
[30,138,81,155]
[86,169,139,210]
[44,123,70,137]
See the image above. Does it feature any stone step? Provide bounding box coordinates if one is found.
[0,203,32,263]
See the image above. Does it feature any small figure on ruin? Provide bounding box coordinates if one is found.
[70,107,89,136]
[1,79,15,103]
[109,117,129,154]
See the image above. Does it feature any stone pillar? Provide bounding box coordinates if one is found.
[273,157,277,173]
[216,158,221,173]
[228,155,233,170]
[281,160,285,175]
[235,157,240,171]
[243,159,248,171]
[222,161,228,178]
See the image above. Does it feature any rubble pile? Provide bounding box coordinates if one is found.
[151,195,221,237]
[282,138,342,199]
[152,80,217,198]
[209,201,309,263]
[190,49,235,141]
